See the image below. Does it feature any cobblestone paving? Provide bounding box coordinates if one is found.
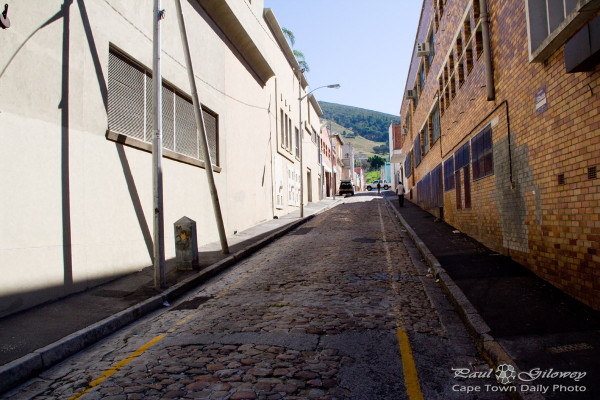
[3,195,498,400]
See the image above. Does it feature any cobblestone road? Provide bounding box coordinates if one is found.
[3,194,502,399]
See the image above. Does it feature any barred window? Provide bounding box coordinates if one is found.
[414,134,422,166]
[454,141,470,170]
[472,125,493,180]
[431,105,441,144]
[107,50,218,166]
[444,156,455,191]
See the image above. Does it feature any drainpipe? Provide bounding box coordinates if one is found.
[174,0,229,254]
[480,0,495,101]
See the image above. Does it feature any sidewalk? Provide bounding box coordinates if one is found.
[0,198,341,394]
[384,193,600,400]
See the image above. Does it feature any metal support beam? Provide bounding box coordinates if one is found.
[174,0,229,254]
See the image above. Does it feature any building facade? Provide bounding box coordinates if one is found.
[394,0,600,309]
[0,0,324,317]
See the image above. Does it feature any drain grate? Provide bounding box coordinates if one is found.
[546,343,593,354]
[172,296,212,311]
[290,227,314,235]
[353,238,377,244]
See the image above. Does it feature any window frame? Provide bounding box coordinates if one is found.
[525,0,593,62]
[106,48,220,170]
[471,124,494,180]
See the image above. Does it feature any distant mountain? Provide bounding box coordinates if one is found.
[319,102,401,144]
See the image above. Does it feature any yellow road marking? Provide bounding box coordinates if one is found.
[69,334,165,400]
[396,328,425,400]
[70,254,271,398]
[378,203,425,400]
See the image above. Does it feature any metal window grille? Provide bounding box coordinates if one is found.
[464,165,471,209]
[423,122,429,155]
[588,166,597,180]
[444,156,455,191]
[107,49,218,166]
[414,135,422,166]
[454,141,471,170]
[405,150,413,178]
[431,105,441,143]
[107,51,146,140]
[472,125,493,180]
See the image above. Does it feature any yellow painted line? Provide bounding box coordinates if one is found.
[396,328,425,400]
[69,334,165,400]
[378,204,425,400]
[70,254,272,398]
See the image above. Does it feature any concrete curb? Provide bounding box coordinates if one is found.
[0,210,329,395]
[383,197,527,400]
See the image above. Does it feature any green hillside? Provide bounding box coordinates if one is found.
[319,102,401,143]
[321,119,386,158]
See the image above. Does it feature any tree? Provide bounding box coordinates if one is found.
[368,155,386,171]
[282,27,310,72]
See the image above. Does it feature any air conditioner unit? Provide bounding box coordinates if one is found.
[405,89,417,100]
[402,127,408,135]
[417,42,432,57]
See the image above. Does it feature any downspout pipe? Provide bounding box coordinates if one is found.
[480,0,495,101]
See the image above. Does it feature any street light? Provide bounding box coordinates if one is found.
[296,72,340,218]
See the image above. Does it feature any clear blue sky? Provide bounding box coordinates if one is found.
[263,0,423,116]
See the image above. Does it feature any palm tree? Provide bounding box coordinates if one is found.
[282,27,310,73]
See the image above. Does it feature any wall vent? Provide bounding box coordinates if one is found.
[557,173,566,185]
[588,166,597,180]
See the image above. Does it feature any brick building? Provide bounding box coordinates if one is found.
[393,0,600,309]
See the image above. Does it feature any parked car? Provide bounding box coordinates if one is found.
[365,179,389,191]
[338,180,355,196]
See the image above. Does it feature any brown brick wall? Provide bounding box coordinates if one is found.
[399,0,600,309]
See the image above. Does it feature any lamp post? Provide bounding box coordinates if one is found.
[296,73,339,217]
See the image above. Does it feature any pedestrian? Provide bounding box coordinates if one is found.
[396,180,405,207]
[377,181,381,195]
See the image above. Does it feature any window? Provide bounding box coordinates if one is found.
[464,165,471,209]
[454,141,471,170]
[455,170,462,209]
[414,134,422,166]
[432,163,444,208]
[413,83,419,108]
[466,42,474,74]
[525,0,587,61]
[427,31,435,71]
[475,27,484,58]
[107,50,218,165]
[444,156,455,191]
[419,64,426,94]
[454,141,470,210]
[431,105,441,144]
[288,116,292,152]
[457,35,465,86]
[405,150,413,178]
[422,123,429,155]
[473,0,480,21]
[295,127,300,157]
[472,125,494,180]
[280,110,285,148]
[439,77,445,115]
[464,14,472,42]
